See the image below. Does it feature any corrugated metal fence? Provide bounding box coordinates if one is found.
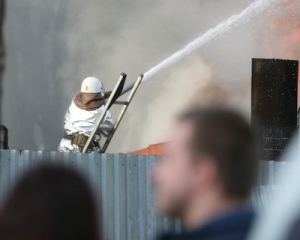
[0,150,292,240]
[0,150,181,240]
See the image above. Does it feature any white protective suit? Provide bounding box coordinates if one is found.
[58,99,113,153]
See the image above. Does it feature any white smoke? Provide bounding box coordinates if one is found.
[3,0,300,152]
[130,58,215,149]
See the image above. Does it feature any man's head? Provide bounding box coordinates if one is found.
[154,107,258,219]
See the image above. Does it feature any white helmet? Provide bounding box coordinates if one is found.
[81,77,105,94]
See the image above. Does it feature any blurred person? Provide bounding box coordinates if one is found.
[0,165,101,240]
[58,77,114,153]
[154,107,258,240]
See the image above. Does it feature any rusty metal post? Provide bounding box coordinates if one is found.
[252,58,298,161]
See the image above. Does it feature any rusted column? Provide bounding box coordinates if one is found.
[252,58,298,161]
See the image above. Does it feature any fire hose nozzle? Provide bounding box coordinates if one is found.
[121,73,144,96]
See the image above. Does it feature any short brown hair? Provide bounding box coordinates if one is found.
[179,107,258,199]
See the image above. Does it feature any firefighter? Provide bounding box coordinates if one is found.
[58,77,113,153]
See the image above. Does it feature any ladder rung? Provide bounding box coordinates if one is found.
[99,124,114,131]
[114,100,129,105]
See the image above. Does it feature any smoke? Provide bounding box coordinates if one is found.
[3,0,300,152]
[58,0,255,153]
[113,0,300,152]
[126,58,217,149]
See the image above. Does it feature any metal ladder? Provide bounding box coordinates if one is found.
[81,73,144,153]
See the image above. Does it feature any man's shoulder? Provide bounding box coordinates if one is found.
[158,207,255,240]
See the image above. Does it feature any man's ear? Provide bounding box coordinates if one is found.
[194,157,219,188]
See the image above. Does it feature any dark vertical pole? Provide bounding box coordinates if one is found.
[0,0,6,149]
[252,58,298,161]
[0,0,5,124]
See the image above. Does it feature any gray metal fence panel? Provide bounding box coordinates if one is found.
[0,150,175,240]
[0,150,293,239]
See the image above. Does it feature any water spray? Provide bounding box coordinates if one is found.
[120,0,276,96]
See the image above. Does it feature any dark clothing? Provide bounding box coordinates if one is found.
[158,207,255,240]
[286,217,300,240]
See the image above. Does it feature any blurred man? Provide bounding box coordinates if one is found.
[154,107,258,240]
[58,77,113,153]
